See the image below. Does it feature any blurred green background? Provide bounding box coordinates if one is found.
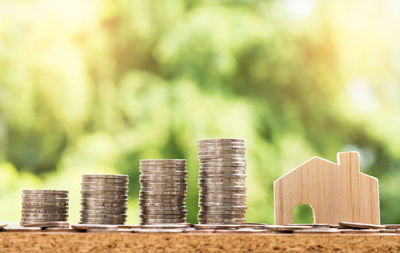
[1,0,400,225]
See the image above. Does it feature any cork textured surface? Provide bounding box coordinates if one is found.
[1,233,400,252]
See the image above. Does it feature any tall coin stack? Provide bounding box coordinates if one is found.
[20,190,69,226]
[197,138,247,224]
[139,159,188,225]
[80,174,129,225]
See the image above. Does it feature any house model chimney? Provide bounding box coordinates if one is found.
[338,152,360,174]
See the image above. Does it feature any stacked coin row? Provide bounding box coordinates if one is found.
[20,190,69,226]
[139,159,188,225]
[80,174,129,225]
[197,139,247,224]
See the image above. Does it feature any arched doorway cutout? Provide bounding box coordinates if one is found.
[292,204,315,224]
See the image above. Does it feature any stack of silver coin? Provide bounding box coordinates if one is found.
[80,174,129,225]
[139,159,188,225]
[197,138,247,224]
[20,190,69,226]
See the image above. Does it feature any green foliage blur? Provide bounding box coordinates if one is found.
[1,0,400,225]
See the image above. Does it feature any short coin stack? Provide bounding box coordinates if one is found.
[197,138,247,224]
[20,190,69,226]
[139,159,188,225]
[80,174,129,225]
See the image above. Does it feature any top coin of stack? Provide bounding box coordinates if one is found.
[139,159,188,225]
[20,189,69,227]
[197,138,247,224]
[80,174,129,225]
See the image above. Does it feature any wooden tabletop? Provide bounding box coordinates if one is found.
[1,232,400,252]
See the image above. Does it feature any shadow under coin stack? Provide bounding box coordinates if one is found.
[197,138,247,224]
[20,190,69,226]
[80,174,129,225]
[139,159,188,225]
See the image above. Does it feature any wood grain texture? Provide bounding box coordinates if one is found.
[274,152,380,225]
[0,233,400,252]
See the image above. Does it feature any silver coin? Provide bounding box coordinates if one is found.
[200,206,247,212]
[140,218,186,223]
[197,145,245,150]
[199,171,246,175]
[22,193,69,197]
[21,198,69,203]
[140,210,186,215]
[80,216,127,222]
[139,193,186,198]
[140,179,187,183]
[21,215,68,220]
[22,202,69,207]
[199,201,246,207]
[81,202,127,207]
[140,205,187,210]
[199,202,246,207]
[22,197,69,201]
[199,213,246,218]
[139,200,185,205]
[198,218,245,223]
[199,158,246,162]
[81,189,128,194]
[197,138,244,143]
[139,190,186,196]
[80,212,127,218]
[82,179,129,184]
[80,209,127,215]
[139,195,186,200]
[140,159,186,164]
[140,214,185,219]
[198,150,246,155]
[199,165,246,170]
[199,199,246,204]
[140,165,187,169]
[198,210,246,216]
[22,209,68,214]
[140,171,187,175]
[197,154,246,159]
[79,217,126,223]
[139,175,187,180]
[81,197,128,202]
[81,183,128,188]
[198,214,245,220]
[140,203,186,209]
[199,185,246,190]
[199,188,247,193]
[82,174,128,179]
[139,202,186,208]
[22,190,68,194]
[22,197,69,202]
[199,163,247,168]
[140,162,186,167]
[80,204,127,210]
[21,219,68,224]
[81,201,127,207]
[139,166,187,171]
[81,188,129,193]
[199,178,246,183]
[79,218,126,224]
[139,190,185,195]
[81,192,128,198]
[140,182,187,187]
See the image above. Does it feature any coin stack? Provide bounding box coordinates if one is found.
[20,190,69,226]
[80,174,129,225]
[139,159,188,225]
[197,138,247,224]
